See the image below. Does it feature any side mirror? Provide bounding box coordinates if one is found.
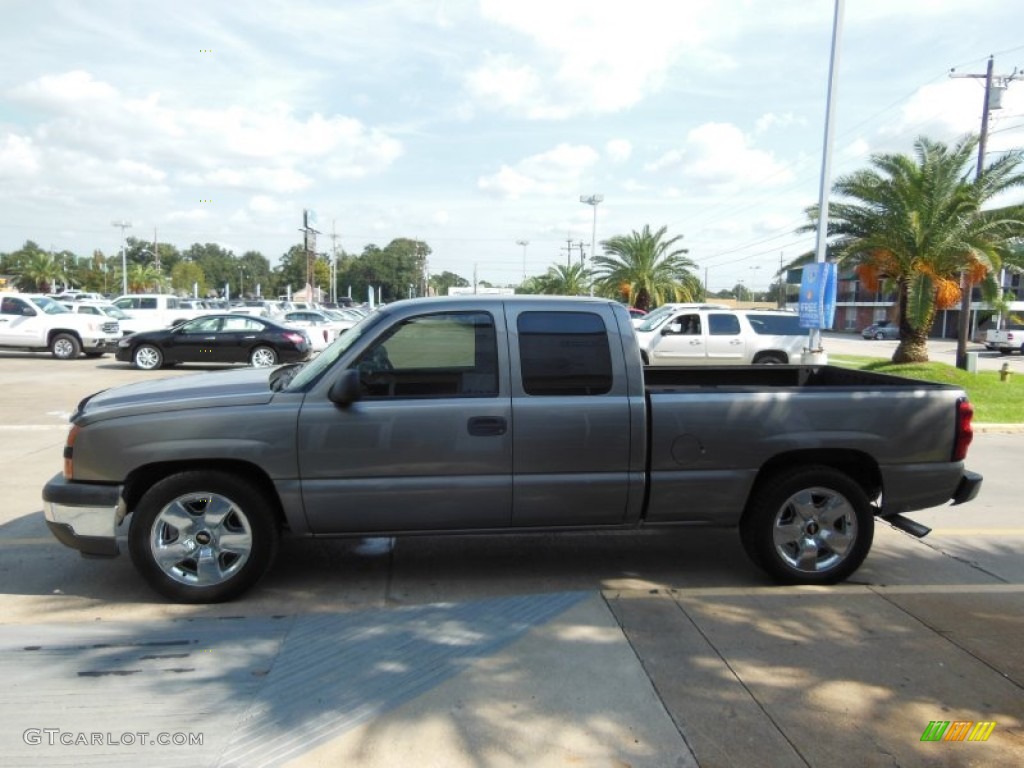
[328,369,362,407]
[22,307,37,317]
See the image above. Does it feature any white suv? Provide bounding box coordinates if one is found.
[637,307,817,365]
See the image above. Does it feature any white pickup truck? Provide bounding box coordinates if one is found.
[0,293,121,358]
[983,322,1024,355]
[111,294,217,334]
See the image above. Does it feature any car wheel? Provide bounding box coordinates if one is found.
[874,332,885,340]
[250,345,278,367]
[740,465,874,585]
[83,351,105,358]
[754,353,786,365]
[50,333,81,360]
[128,470,279,603]
[133,344,163,370]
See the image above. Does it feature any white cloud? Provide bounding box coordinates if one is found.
[605,139,632,164]
[165,209,211,223]
[0,134,40,178]
[679,123,792,190]
[478,143,599,199]
[468,0,725,119]
[755,112,804,134]
[645,149,685,173]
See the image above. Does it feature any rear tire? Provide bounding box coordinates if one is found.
[50,333,81,360]
[128,470,279,603]
[250,345,278,367]
[754,353,786,365]
[740,465,873,585]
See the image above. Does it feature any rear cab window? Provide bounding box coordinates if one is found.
[517,311,612,396]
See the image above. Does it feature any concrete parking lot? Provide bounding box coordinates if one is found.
[0,349,1021,767]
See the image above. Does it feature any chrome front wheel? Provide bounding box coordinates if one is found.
[129,471,278,602]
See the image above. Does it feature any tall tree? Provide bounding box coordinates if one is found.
[803,135,1024,363]
[429,270,470,296]
[591,225,701,310]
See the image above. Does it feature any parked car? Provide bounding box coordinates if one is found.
[861,321,900,340]
[116,313,311,370]
[282,309,354,351]
[60,299,147,336]
[983,323,1024,354]
[638,307,813,365]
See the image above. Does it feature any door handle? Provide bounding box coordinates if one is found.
[467,416,507,436]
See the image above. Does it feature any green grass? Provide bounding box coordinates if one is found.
[828,354,1023,424]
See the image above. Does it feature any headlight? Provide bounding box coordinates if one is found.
[118,339,131,348]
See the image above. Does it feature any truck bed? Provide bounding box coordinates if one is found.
[643,364,952,392]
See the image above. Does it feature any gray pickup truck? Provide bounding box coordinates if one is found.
[43,296,981,602]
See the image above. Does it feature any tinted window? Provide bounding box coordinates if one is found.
[517,311,612,396]
[140,298,157,309]
[747,313,802,335]
[354,311,498,398]
[708,313,741,336]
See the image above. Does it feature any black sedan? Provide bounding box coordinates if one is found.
[116,314,311,370]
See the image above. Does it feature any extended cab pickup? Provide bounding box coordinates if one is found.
[42,296,982,602]
[0,292,121,358]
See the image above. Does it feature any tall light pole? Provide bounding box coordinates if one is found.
[516,239,529,282]
[111,220,132,295]
[749,265,762,302]
[580,195,603,272]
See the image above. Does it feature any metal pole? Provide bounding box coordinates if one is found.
[956,56,994,369]
[516,239,529,282]
[805,0,844,362]
[111,220,132,295]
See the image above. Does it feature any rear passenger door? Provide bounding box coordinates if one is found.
[705,312,746,364]
[505,305,635,527]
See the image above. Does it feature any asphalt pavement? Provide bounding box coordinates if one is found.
[0,349,1021,767]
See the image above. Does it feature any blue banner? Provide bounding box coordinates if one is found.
[798,263,837,329]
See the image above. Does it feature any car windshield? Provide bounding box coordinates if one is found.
[99,305,130,319]
[636,306,676,332]
[285,309,386,391]
[33,296,70,314]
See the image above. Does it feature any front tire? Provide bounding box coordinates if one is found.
[874,332,885,340]
[250,345,278,367]
[128,470,279,603]
[133,344,163,370]
[754,353,786,365]
[50,333,81,360]
[740,465,873,584]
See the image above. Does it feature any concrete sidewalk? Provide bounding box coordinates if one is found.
[3,586,1021,767]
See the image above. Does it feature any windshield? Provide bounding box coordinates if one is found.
[99,305,130,319]
[286,309,387,390]
[636,306,676,332]
[32,296,70,315]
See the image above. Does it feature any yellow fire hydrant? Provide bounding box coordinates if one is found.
[1000,362,1012,383]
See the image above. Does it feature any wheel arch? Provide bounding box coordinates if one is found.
[47,329,83,346]
[751,350,788,364]
[742,448,882,521]
[123,460,293,532]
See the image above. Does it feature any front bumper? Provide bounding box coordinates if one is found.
[42,473,124,558]
[83,335,122,352]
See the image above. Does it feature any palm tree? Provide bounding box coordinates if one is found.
[529,263,591,296]
[803,136,1024,363]
[591,225,701,311]
[127,262,167,293]
[16,251,63,292]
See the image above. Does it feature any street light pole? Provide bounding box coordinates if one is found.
[580,194,603,294]
[516,239,530,282]
[111,220,132,295]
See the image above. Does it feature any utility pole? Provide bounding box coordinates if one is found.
[561,235,574,268]
[576,240,587,267]
[111,220,132,296]
[950,56,1023,368]
[779,251,785,308]
[329,220,341,304]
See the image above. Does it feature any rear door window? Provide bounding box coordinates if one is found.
[517,311,612,396]
[708,313,741,336]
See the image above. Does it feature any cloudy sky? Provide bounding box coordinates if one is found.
[2,0,1023,291]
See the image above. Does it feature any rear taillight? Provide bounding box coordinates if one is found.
[283,332,304,344]
[63,424,80,479]
[953,398,974,461]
